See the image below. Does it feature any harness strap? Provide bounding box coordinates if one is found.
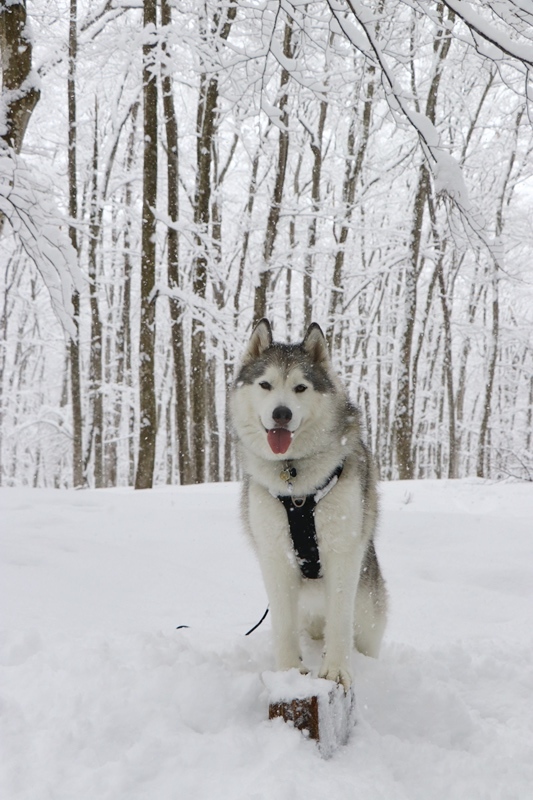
[277,463,343,579]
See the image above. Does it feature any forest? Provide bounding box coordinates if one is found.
[1,0,532,488]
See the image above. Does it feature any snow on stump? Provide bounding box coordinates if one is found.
[263,670,357,758]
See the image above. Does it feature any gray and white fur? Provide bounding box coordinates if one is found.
[230,319,387,689]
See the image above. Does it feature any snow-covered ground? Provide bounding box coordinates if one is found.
[1,479,532,799]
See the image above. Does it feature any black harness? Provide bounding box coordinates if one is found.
[277,463,344,579]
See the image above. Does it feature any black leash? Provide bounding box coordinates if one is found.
[245,606,269,635]
[176,606,270,636]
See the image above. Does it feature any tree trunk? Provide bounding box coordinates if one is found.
[394,167,427,480]
[303,98,327,328]
[476,108,521,478]
[118,103,138,486]
[328,61,375,352]
[161,0,190,484]
[253,16,293,322]
[190,72,216,484]
[394,8,453,479]
[235,146,260,317]
[135,0,158,490]
[526,376,533,463]
[190,2,236,484]
[0,0,40,154]
[428,194,457,478]
[210,136,237,483]
[476,272,499,479]
[67,0,84,488]
[88,100,104,487]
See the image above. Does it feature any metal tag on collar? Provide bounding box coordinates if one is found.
[280,465,297,484]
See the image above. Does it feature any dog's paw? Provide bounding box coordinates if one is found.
[318,661,352,690]
[277,660,310,676]
[276,650,309,675]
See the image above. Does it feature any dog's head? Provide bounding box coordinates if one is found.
[231,319,341,460]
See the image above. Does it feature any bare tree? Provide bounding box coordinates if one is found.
[87,100,104,487]
[477,109,524,477]
[303,96,328,328]
[394,4,454,480]
[161,0,191,485]
[253,16,293,322]
[115,103,139,487]
[135,0,158,490]
[189,1,236,484]
[67,0,84,488]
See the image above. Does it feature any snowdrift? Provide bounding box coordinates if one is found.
[1,480,532,799]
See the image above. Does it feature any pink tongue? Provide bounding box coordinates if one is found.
[267,428,292,455]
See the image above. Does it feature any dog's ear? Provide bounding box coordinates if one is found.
[302,322,329,365]
[243,318,273,362]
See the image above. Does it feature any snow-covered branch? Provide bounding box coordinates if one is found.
[0,150,83,338]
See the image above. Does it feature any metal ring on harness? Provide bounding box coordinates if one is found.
[292,496,306,508]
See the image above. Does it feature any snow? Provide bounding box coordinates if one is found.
[264,670,357,759]
[262,669,335,703]
[1,479,533,798]
[442,0,533,67]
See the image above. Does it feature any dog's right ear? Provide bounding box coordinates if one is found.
[302,322,329,366]
[242,318,273,362]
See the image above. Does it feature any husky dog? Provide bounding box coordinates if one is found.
[231,319,387,689]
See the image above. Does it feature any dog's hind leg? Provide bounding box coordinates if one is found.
[354,588,387,657]
[354,542,388,657]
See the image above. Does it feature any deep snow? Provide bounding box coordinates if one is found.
[1,479,532,799]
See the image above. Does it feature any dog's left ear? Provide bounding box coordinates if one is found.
[302,322,329,365]
[242,318,273,362]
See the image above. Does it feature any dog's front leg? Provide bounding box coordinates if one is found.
[259,552,304,672]
[316,490,365,689]
[248,485,305,672]
[318,545,363,690]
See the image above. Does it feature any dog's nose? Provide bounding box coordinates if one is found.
[272,406,292,426]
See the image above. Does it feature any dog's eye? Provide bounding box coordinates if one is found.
[294,384,307,394]
[259,381,272,391]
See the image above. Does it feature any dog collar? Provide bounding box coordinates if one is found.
[276,463,344,580]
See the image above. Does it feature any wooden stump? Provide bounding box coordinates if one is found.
[264,671,357,758]
[269,695,321,740]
